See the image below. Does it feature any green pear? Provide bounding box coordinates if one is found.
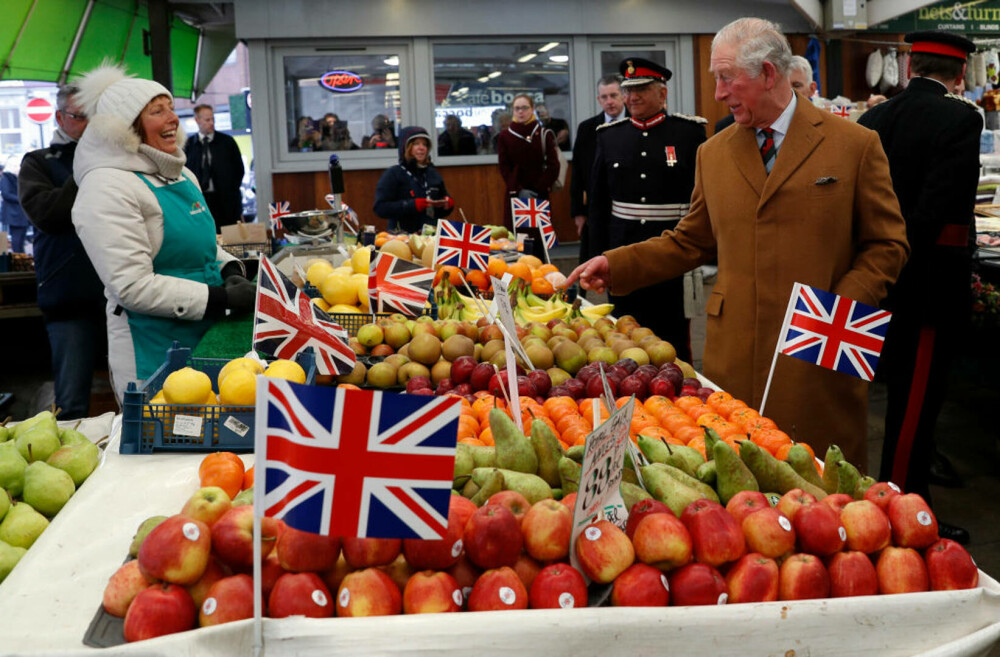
[128,515,168,558]
[466,444,496,469]
[620,481,652,510]
[0,539,27,583]
[11,411,57,441]
[0,442,28,498]
[785,444,826,491]
[637,434,670,464]
[836,460,861,497]
[47,440,100,486]
[648,462,720,503]
[0,426,9,443]
[470,468,503,506]
[821,444,845,494]
[22,461,75,517]
[740,440,827,499]
[0,489,9,522]
[57,427,91,447]
[696,459,717,486]
[495,468,553,504]
[529,419,564,488]
[854,475,876,500]
[232,487,254,507]
[15,424,61,463]
[489,408,537,474]
[713,439,759,505]
[0,502,49,549]
[453,444,474,490]
[565,445,585,463]
[558,457,581,494]
[639,465,708,516]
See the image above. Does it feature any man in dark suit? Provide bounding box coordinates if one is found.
[569,75,627,266]
[184,104,246,231]
[858,30,980,544]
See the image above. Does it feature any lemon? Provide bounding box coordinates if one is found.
[264,359,307,384]
[329,303,362,314]
[203,390,220,405]
[320,273,358,306]
[219,367,257,405]
[311,297,331,312]
[351,247,371,274]
[162,367,212,404]
[334,265,355,277]
[217,357,265,389]
[149,390,166,404]
[306,260,335,288]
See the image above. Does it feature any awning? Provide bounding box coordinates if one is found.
[0,0,236,100]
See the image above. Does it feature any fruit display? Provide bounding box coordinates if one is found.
[0,411,103,583]
[146,357,307,408]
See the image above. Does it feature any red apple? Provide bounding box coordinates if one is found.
[180,486,233,527]
[668,562,728,606]
[560,492,577,509]
[486,490,532,524]
[827,551,879,598]
[625,498,672,539]
[527,369,552,397]
[529,563,588,609]
[319,555,352,599]
[820,493,854,515]
[185,557,227,610]
[741,507,796,559]
[792,502,846,556]
[211,506,278,570]
[725,553,779,603]
[450,356,477,384]
[123,583,197,642]
[776,489,817,522]
[469,363,495,391]
[377,553,417,593]
[276,526,342,572]
[405,376,433,394]
[446,553,482,607]
[260,553,287,601]
[269,572,334,618]
[402,496,475,571]
[521,499,572,562]
[341,537,402,568]
[632,512,693,571]
[680,499,746,568]
[611,563,671,607]
[925,539,979,591]
[877,546,929,594]
[574,519,635,584]
[863,481,901,513]
[402,570,463,614]
[336,568,401,617]
[467,566,528,611]
[725,490,770,526]
[138,514,212,585]
[839,500,891,554]
[778,553,830,601]
[199,574,254,626]
[102,560,153,618]
[648,377,675,399]
[512,553,543,591]
[463,504,523,569]
[888,494,939,549]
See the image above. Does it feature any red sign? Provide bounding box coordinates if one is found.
[319,70,363,93]
[25,98,54,124]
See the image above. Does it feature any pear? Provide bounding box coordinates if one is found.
[46,440,100,486]
[713,440,759,505]
[0,442,28,498]
[11,411,57,441]
[649,462,720,503]
[453,444,474,489]
[0,539,27,583]
[696,460,717,487]
[466,444,496,469]
[57,427,91,447]
[22,461,75,517]
[821,444,845,494]
[0,489,9,521]
[489,408,537,474]
[0,501,49,549]
[494,468,553,504]
[558,457,581,494]
[0,426,9,443]
[836,460,861,497]
[128,515,168,558]
[620,481,652,510]
[470,468,504,506]
[739,440,826,499]
[785,444,826,491]
[854,475,877,500]
[565,445,585,463]
[529,420,563,488]
[232,487,254,506]
[640,465,708,516]
[15,424,61,463]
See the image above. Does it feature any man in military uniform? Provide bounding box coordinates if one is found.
[858,30,980,545]
[588,58,706,362]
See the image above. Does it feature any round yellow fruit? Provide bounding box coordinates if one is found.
[162,367,212,404]
[379,239,411,261]
[311,297,331,312]
[264,360,307,384]
[320,273,358,306]
[219,367,257,405]
[351,247,371,274]
[203,390,220,406]
[217,357,265,389]
[329,303,362,314]
[306,260,335,288]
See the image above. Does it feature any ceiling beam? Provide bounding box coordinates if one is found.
[867,0,937,26]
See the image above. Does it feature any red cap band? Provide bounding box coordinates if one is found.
[629,66,663,80]
[910,41,969,60]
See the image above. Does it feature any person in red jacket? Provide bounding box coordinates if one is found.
[496,94,559,229]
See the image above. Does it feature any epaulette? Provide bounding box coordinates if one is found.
[596,117,629,131]
[671,113,708,124]
[945,93,980,110]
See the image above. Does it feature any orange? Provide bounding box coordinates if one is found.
[695,412,725,427]
[477,427,495,446]
[744,416,779,435]
[636,425,673,442]
[199,452,245,500]
[459,437,485,446]
[644,395,674,412]
[242,466,254,491]
[685,404,713,421]
[458,415,480,437]
[614,397,632,409]
[751,428,793,455]
[714,398,748,419]
[487,257,508,278]
[630,413,660,436]
[556,414,588,435]
[660,411,697,434]
[535,263,559,278]
[472,395,499,421]
[434,265,464,287]
[337,383,361,391]
[506,262,532,282]
[687,435,707,460]
[705,390,734,410]
[544,396,576,413]
[465,268,490,291]
[578,398,611,419]
[563,425,590,446]
[714,421,745,440]
[673,425,706,446]
[673,396,703,412]
[530,277,556,294]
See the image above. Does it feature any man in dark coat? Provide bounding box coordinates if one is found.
[438,115,478,156]
[184,104,246,231]
[570,75,627,267]
[858,30,980,545]
[19,85,107,419]
[587,58,706,362]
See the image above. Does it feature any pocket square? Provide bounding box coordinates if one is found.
[815,176,838,185]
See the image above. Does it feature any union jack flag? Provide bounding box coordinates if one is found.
[777,283,891,381]
[255,379,460,538]
[325,195,360,235]
[511,197,550,230]
[268,201,290,231]
[368,252,434,316]
[830,105,851,118]
[539,215,558,249]
[433,220,491,271]
[253,255,356,376]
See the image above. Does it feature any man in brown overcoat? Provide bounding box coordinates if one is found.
[568,17,909,469]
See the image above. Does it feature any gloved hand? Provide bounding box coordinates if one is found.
[517,189,538,199]
[224,275,256,314]
[414,197,429,212]
[442,196,455,210]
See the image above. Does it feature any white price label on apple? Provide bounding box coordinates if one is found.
[172,414,204,437]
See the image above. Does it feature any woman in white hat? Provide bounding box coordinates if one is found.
[72,64,255,401]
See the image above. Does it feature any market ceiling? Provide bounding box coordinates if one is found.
[0,0,236,100]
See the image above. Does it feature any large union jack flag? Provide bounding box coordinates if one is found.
[368,252,434,316]
[268,201,290,231]
[777,283,891,381]
[511,197,550,230]
[253,256,356,376]
[255,379,460,538]
[434,220,491,271]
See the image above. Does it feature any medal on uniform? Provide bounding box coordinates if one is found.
[665,146,677,167]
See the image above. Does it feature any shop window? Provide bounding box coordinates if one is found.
[432,41,572,156]
[283,53,403,154]
[0,108,20,131]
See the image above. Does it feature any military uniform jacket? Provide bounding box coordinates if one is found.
[857,76,982,323]
[588,111,706,254]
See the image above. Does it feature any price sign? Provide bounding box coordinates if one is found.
[490,276,526,432]
[489,276,533,371]
[569,397,635,578]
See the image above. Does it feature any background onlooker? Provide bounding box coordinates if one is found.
[1,154,29,253]
[537,103,571,151]
[374,126,454,232]
[319,113,359,151]
[183,104,245,231]
[496,94,559,229]
[437,114,478,156]
[363,114,397,150]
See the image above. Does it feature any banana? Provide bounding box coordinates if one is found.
[521,304,568,323]
[581,303,615,319]
[525,292,548,308]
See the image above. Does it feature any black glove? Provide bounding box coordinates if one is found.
[224,275,256,314]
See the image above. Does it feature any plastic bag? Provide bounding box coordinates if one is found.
[866,50,884,88]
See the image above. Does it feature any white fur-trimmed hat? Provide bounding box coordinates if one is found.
[74,62,173,153]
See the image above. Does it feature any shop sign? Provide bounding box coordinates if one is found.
[871,1,1000,34]
[320,70,363,93]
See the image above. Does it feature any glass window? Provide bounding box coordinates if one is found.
[283,53,402,154]
[0,108,20,130]
[432,41,571,156]
[1,133,22,153]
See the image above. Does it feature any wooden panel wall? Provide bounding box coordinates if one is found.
[273,162,577,241]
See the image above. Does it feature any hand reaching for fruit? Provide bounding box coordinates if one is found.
[565,256,611,294]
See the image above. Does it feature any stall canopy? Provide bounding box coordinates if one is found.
[0,0,236,100]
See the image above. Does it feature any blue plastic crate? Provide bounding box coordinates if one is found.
[120,342,316,454]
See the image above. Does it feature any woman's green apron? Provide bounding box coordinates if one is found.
[129,173,222,379]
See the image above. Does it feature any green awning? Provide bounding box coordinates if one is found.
[0,0,236,100]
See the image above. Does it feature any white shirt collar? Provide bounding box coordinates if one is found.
[604,110,624,123]
[762,91,797,137]
[199,131,214,142]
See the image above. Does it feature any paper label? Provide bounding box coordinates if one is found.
[172,414,204,437]
[312,590,328,607]
[202,598,217,615]
[182,522,201,541]
[661,574,670,591]
[490,276,533,370]
[917,511,933,526]
[452,589,464,606]
[838,526,848,541]
[498,586,517,605]
[339,589,350,607]
[451,539,463,558]
[778,516,792,532]
[888,482,901,492]
[718,593,728,605]
[223,415,250,437]
[558,592,576,608]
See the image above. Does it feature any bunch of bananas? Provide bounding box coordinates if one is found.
[434,276,616,325]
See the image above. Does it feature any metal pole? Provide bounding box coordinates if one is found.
[147,0,172,91]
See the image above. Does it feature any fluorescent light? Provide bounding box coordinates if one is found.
[538,42,560,52]
[517,53,537,63]
[477,76,490,83]
[487,71,502,79]
[549,55,568,63]
[457,86,469,94]
[386,72,399,80]
[383,56,399,66]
